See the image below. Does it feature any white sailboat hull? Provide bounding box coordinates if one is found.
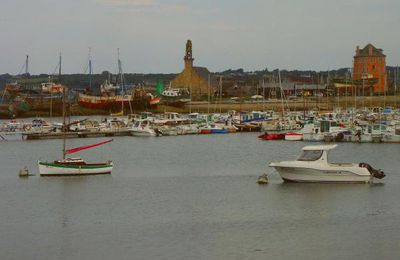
[38,161,113,176]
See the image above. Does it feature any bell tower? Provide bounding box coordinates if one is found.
[184,39,194,69]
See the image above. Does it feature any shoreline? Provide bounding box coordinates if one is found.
[1,96,398,119]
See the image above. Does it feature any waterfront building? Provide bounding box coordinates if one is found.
[353,44,386,95]
[171,40,217,99]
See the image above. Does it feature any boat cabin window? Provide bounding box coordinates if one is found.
[373,125,386,131]
[298,150,323,161]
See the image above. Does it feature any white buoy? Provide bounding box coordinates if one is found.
[19,167,29,177]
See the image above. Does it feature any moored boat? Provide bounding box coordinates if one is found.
[269,144,385,183]
[258,132,285,140]
[284,132,303,141]
[160,88,190,108]
[130,119,159,137]
[39,158,113,176]
[38,83,114,176]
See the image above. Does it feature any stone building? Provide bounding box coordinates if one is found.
[171,40,217,99]
[353,43,386,94]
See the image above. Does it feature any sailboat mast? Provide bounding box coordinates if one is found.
[207,74,210,114]
[25,55,29,75]
[89,48,92,91]
[62,87,66,159]
[278,69,285,117]
[219,76,222,113]
[262,78,265,111]
[117,48,125,113]
[59,52,62,82]
[118,48,124,95]
[395,66,398,108]
[326,70,329,111]
[60,53,66,160]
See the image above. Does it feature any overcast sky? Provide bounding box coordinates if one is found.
[1,0,399,74]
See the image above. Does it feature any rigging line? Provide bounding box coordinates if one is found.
[51,62,60,76]
[16,57,27,76]
[83,59,89,74]
[16,63,25,76]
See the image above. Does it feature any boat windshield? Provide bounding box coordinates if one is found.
[298,150,323,161]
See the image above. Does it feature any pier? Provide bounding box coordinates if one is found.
[23,130,132,140]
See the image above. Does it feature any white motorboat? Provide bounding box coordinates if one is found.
[130,119,158,137]
[269,144,385,183]
[284,132,303,141]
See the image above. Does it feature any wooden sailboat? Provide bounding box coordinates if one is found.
[38,138,114,176]
[38,75,113,176]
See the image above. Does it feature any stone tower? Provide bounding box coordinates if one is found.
[353,43,386,94]
[184,40,194,69]
[171,39,216,99]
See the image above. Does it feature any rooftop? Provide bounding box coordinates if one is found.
[355,43,385,58]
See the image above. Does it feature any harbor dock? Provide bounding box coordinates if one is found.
[23,130,132,140]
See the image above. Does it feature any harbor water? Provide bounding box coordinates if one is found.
[0,134,399,259]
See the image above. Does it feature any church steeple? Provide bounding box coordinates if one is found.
[184,39,194,69]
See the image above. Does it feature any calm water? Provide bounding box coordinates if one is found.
[0,134,399,260]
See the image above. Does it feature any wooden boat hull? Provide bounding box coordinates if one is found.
[78,93,155,110]
[78,94,127,110]
[38,161,113,176]
[160,99,190,108]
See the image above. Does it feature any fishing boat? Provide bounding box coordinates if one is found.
[269,144,385,183]
[160,88,191,107]
[38,85,113,176]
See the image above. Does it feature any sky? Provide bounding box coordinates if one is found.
[1,0,400,74]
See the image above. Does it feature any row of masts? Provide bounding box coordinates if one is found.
[15,49,126,94]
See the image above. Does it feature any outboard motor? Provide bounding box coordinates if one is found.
[359,162,386,179]
[154,128,163,137]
